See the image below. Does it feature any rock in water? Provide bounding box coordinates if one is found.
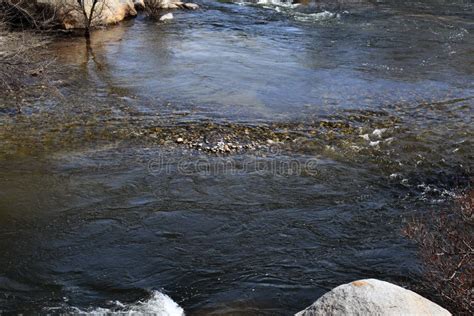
[183,3,200,10]
[38,0,137,29]
[160,13,174,21]
[162,1,199,10]
[296,279,451,316]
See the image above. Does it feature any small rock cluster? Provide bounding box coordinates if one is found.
[131,119,399,156]
[156,2,200,22]
[160,1,200,10]
[174,137,275,154]
[137,122,289,155]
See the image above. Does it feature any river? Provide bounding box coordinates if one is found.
[0,0,473,314]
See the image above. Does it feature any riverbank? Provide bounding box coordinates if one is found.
[0,25,50,90]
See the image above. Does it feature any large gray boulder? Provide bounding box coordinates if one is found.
[296,279,451,316]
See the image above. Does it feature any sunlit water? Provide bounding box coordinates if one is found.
[0,0,473,314]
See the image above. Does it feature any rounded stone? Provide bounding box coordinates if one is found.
[296,279,451,316]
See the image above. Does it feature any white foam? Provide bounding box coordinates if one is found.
[245,0,341,22]
[293,11,340,22]
[390,173,401,179]
[372,128,387,138]
[256,0,295,7]
[69,291,184,316]
[417,183,459,202]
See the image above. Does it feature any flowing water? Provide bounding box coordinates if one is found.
[0,0,473,314]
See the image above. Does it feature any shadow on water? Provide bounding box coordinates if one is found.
[0,0,473,314]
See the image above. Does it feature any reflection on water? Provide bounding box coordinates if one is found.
[0,0,473,314]
[42,0,474,120]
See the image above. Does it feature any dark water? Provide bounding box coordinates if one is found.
[0,0,473,314]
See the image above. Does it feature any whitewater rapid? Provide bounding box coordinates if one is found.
[52,291,184,316]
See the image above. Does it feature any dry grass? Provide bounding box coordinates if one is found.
[143,0,167,19]
[404,190,474,315]
[0,2,55,91]
[0,28,53,91]
[0,0,62,29]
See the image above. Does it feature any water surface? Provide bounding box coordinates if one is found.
[0,0,473,314]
